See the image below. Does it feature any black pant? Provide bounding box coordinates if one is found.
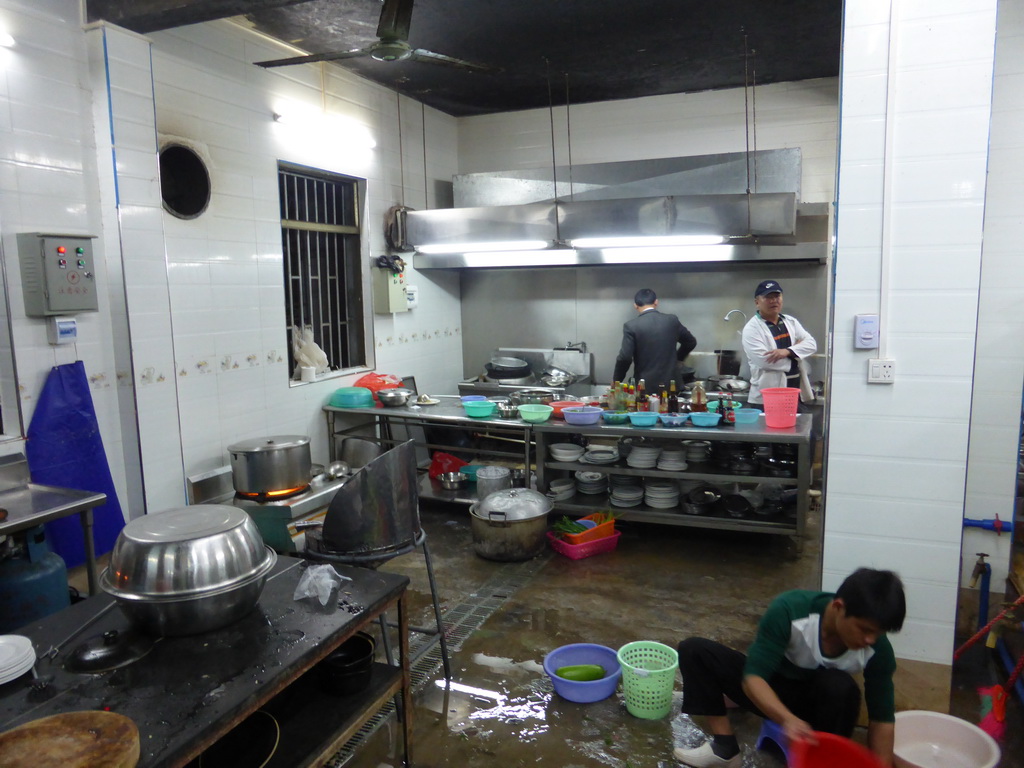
[677,637,861,737]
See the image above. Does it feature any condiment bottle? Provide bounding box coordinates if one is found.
[636,379,647,411]
[668,380,679,413]
[658,383,668,412]
[626,380,637,412]
[691,382,707,412]
[649,393,660,413]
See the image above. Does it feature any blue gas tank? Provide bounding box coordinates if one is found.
[0,524,70,632]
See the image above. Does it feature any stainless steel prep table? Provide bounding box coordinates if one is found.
[533,415,813,543]
[324,401,535,503]
[0,556,413,768]
[0,454,108,596]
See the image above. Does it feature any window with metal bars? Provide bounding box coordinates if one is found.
[278,163,366,378]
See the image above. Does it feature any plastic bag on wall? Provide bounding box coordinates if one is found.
[25,362,126,568]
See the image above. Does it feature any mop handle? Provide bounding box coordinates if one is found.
[953,593,1024,661]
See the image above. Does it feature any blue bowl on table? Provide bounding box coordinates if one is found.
[733,408,761,424]
[627,411,659,428]
[690,411,722,427]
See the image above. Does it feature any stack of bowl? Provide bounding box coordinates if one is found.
[329,387,374,408]
[100,505,277,636]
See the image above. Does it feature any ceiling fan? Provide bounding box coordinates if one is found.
[254,0,497,72]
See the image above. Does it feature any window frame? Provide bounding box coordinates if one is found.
[278,162,374,384]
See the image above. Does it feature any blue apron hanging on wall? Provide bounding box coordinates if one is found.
[25,361,126,568]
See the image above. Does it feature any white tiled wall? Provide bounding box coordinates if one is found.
[962,0,1024,591]
[828,0,998,663]
[0,2,131,515]
[138,21,463,483]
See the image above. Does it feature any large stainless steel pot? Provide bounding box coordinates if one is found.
[510,389,555,405]
[228,435,311,493]
[469,488,552,561]
[100,505,277,636]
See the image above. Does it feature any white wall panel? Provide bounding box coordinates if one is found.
[829,0,999,663]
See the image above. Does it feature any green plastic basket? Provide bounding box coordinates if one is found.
[617,641,679,719]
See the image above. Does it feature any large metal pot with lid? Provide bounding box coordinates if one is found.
[227,435,312,494]
[510,388,556,406]
[469,488,553,561]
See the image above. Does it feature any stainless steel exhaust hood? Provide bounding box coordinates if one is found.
[403,149,830,269]
[405,195,829,269]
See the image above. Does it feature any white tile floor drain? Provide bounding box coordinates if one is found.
[325,552,552,767]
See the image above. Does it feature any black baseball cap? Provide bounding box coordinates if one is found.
[754,280,783,297]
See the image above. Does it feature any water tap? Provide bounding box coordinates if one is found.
[969,553,990,588]
[724,309,747,324]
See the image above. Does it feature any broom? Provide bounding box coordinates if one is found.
[953,592,1024,740]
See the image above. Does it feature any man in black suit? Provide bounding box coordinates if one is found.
[612,288,697,390]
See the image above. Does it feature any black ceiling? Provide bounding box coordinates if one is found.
[87,0,842,118]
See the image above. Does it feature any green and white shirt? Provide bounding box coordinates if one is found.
[743,590,896,722]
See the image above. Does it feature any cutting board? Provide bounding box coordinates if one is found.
[0,710,139,768]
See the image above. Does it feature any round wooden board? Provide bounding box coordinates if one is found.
[0,710,140,768]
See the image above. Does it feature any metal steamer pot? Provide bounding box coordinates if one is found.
[469,488,552,562]
[510,389,556,405]
[227,435,312,494]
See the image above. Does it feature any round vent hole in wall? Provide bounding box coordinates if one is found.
[159,144,211,219]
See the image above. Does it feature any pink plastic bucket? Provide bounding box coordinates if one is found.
[761,387,799,429]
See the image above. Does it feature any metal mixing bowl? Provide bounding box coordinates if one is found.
[377,388,415,406]
[100,505,277,636]
[437,471,468,490]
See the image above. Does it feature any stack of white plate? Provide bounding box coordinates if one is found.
[609,473,642,488]
[574,470,609,495]
[610,485,645,507]
[683,440,712,463]
[583,447,619,465]
[0,635,36,685]
[657,448,688,471]
[548,478,576,501]
[549,443,585,462]
[644,481,681,509]
[626,444,661,468]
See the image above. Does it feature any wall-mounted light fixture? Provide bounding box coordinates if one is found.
[0,31,14,48]
[272,102,376,149]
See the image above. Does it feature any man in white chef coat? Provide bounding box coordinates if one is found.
[741,280,816,407]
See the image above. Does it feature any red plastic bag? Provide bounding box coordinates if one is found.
[429,452,468,480]
[353,372,404,393]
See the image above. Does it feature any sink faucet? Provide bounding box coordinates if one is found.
[724,309,747,323]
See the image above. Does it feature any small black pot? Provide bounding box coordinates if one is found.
[317,632,375,695]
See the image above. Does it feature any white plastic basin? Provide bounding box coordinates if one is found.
[893,710,1000,768]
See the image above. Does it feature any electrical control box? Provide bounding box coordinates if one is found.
[854,313,879,349]
[18,233,99,316]
[372,259,409,314]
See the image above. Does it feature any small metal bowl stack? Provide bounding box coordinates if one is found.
[495,402,519,419]
[100,505,277,636]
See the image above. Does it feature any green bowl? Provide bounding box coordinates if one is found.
[602,411,630,424]
[518,404,553,423]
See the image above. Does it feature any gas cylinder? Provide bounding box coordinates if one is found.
[0,524,70,632]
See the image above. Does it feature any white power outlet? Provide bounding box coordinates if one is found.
[867,358,895,384]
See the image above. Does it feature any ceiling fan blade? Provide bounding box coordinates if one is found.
[409,48,501,73]
[377,0,414,42]
[254,46,375,68]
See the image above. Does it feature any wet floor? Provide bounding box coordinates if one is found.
[344,501,818,767]
[339,499,1024,768]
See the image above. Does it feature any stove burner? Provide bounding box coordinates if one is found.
[235,484,310,503]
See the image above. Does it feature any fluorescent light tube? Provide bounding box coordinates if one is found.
[570,235,724,248]
[416,240,550,254]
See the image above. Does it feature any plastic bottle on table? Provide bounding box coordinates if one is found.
[691,382,707,412]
